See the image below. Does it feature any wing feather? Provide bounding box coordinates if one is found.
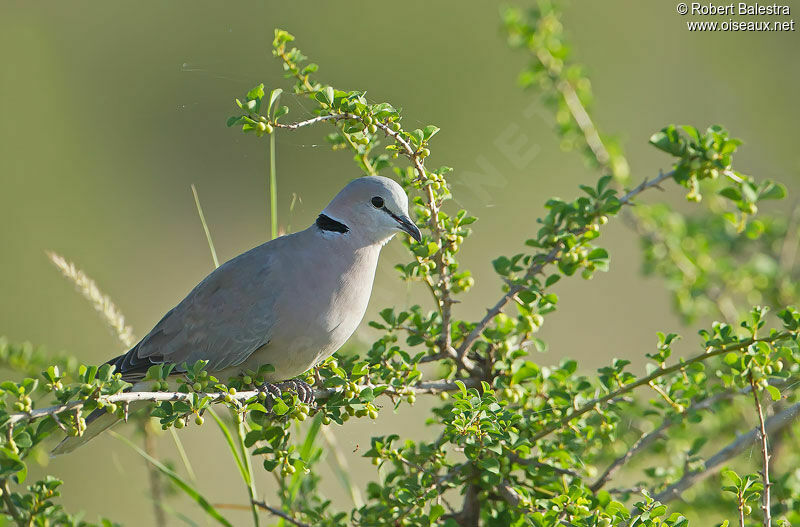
[108,243,279,381]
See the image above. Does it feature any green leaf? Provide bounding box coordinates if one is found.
[323,86,335,105]
[718,187,742,201]
[758,181,786,201]
[587,248,609,261]
[722,469,742,487]
[273,105,289,119]
[246,83,265,101]
[422,125,440,140]
[267,88,283,116]
[680,125,701,143]
[478,457,500,474]
[272,398,290,416]
[649,125,683,156]
[765,384,782,401]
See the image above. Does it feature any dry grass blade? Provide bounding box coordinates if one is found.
[45,250,137,348]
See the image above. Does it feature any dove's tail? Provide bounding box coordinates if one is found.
[51,382,155,456]
[51,408,122,456]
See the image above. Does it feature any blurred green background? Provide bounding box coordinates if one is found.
[1,1,798,524]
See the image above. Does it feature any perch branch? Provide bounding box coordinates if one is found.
[7,378,482,426]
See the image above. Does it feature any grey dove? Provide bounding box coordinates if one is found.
[53,175,421,454]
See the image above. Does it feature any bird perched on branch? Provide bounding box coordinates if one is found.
[53,175,421,455]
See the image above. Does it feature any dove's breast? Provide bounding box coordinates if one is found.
[236,236,381,381]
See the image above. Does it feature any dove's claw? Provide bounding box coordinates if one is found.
[258,379,315,411]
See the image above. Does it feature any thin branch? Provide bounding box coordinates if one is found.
[528,331,795,443]
[455,170,674,359]
[251,500,312,527]
[271,114,340,130]
[749,375,772,527]
[373,120,458,370]
[655,400,800,503]
[536,46,610,169]
[498,481,522,508]
[590,387,741,492]
[1,478,25,527]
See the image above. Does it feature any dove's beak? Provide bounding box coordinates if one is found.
[393,214,422,242]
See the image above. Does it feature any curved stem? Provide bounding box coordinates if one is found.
[529,331,794,443]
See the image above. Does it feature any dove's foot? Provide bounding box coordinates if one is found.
[259,379,315,412]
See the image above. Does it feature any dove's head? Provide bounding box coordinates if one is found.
[319,176,422,245]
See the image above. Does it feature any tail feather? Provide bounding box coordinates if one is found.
[51,409,121,456]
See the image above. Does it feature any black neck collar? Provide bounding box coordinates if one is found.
[316,214,349,234]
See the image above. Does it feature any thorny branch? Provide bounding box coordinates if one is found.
[6,378,482,427]
[588,379,795,492]
[455,169,675,359]
[528,331,795,443]
[655,400,800,503]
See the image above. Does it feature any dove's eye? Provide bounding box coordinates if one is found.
[371,196,384,208]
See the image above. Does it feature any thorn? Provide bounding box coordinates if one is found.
[51,412,67,432]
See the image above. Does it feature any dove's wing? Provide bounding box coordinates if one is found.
[107,240,284,381]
